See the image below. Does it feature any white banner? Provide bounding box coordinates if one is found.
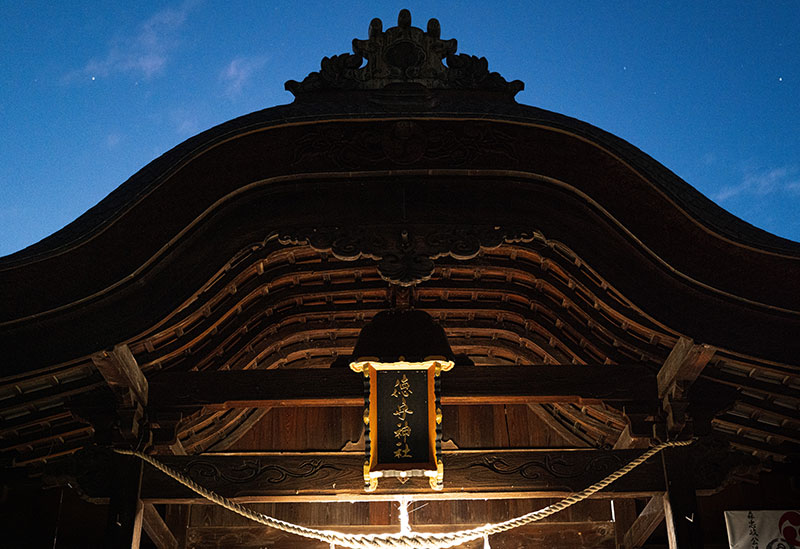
[725,510,800,549]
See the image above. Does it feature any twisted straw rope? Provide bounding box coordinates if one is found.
[116,439,692,548]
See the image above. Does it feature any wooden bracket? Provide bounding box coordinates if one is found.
[92,344,148,406]
[143,502,179,549]
[91,344,149,445]
[150,410,192,451]
[613,424,651,450]
[657,337,716,434]
[620,494,665,548]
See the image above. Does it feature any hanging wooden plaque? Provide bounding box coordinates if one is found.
[350,359,453,491]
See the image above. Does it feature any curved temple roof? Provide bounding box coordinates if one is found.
[1,9,799,480]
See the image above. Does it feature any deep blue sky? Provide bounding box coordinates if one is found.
[2,2,798,257]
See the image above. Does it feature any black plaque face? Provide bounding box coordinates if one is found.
[375,369,430,466]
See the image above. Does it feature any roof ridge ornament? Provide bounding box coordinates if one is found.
[285,9,524,99]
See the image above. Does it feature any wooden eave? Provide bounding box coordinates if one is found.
[1,98,799,366]
[1,90,799,474]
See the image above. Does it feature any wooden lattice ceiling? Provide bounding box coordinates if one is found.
[3,237,798,468]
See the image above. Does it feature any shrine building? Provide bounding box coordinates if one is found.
[1,10,799,549]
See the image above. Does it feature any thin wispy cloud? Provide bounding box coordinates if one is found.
[169,108,201,138]
[715,166,800,202]
[105,133,123,149]
[66,2,193,82]
[220,56,267,97]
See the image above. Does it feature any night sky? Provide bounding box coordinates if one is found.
[2,1,798,257]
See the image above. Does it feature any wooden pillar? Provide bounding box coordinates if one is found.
[662,448,702,548]
[164,504,189,549]
[613,499,637,548]
[104,454,144,549]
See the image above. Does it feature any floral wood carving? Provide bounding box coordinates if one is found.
[279,225,540,286]
[183,458,341,484]
[285,10,524,98]
[473,453,624,480]
[290,120,520,169]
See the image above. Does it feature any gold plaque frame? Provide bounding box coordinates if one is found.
[350,359,453,491]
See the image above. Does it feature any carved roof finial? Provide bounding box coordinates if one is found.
[285,10,524,99]
[397,8,412,28]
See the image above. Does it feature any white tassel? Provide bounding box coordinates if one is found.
[483,534,491,548]
[330,544,335,549]
[398,496,411,534]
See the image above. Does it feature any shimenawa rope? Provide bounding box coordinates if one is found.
[115,439,693,549]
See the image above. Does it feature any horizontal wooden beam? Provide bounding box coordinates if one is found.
[138,448,669,503]
[40,438,746,504]
[148,365,658,410]
[185,522,617,548]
